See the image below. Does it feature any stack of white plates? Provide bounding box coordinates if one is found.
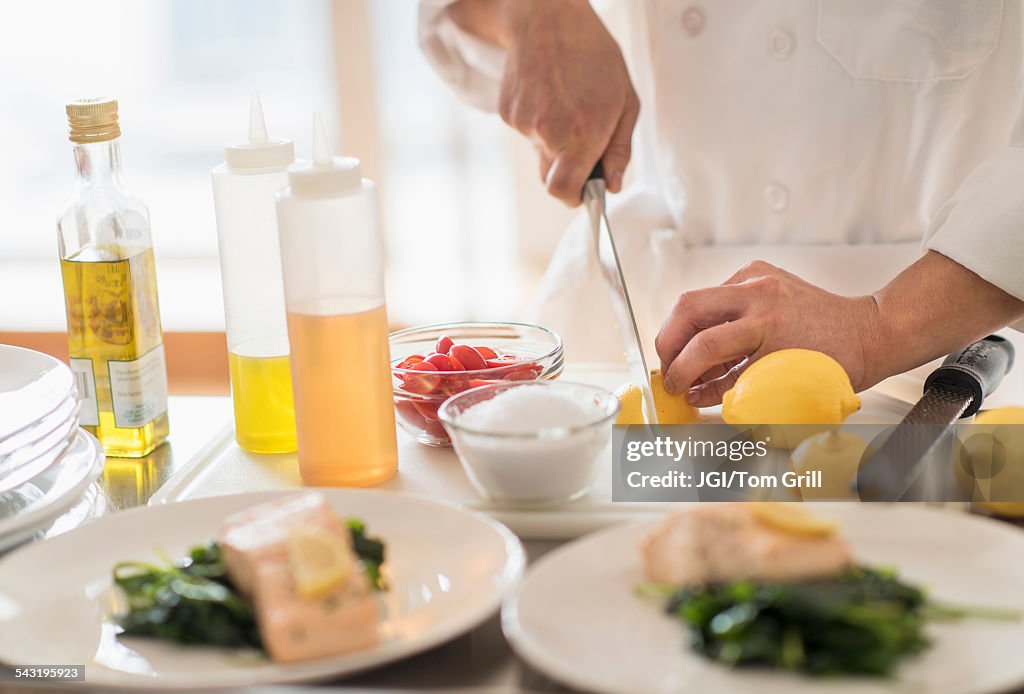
[0,345,104,552]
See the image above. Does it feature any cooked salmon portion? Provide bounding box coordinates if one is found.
[250,560,379,663]
[640,504,852,586]
[217,493,380,662]
[219,493,347,598]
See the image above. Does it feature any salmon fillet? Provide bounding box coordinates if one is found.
[217,493,380,662]
[640,503,852,586]
[219,492,347,597]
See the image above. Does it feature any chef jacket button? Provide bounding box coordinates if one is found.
[770,29,794,59]
[764,183,789,212]
[681,7,704,37]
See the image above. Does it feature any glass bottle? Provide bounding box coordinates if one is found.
[57,97,169,458]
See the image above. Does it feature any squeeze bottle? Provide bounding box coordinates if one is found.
[276,114,398,486]
[212,94,297,454]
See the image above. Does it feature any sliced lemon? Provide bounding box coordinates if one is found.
[286,527,354,599]
[748,502,840,537]
[616,368,698,425]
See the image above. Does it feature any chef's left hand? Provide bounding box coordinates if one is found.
[655,260,882,407]
[656,253,1024,406]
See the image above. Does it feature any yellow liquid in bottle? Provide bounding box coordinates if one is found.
[286,300,397,486]
[60,247,169,458]
[228,345,297,454]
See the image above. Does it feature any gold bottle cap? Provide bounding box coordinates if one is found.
[66,97,121,144]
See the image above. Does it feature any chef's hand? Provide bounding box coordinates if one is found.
[655,252,1024,407]
[655,261,881,407]
[447,0,639,205]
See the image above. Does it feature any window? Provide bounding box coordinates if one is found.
[0,0,568,332]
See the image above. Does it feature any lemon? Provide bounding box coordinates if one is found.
[790,431,871,500]
[748,502,840,537]
[722,349,861,449]
[616,368,698,425]
[286,527,354,599]
[954,406,1024,518]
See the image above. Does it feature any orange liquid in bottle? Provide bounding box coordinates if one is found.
[286,299,398,486]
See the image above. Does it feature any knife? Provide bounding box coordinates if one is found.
[582,163,659,426]
[856,335,1015,501]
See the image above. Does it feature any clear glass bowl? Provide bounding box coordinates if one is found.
[390,322,564,447]
[438,381,620,507]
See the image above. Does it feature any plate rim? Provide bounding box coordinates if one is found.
[0,488,526,689]
[0,404,83,496]
[0,346,76,441]
[501,505,1024,694]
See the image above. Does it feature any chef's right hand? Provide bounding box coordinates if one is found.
[447,0,639,206]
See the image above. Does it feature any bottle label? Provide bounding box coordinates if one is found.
[69,358,100,427]
[108,343,169,428]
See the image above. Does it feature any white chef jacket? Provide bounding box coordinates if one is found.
[419,0,1024,403]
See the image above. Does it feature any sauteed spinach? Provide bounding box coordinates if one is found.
[639,567,1020,677]
[114,542,259,648]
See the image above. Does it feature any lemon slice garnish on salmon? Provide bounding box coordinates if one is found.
[748,502,840,537]
[286,527,354,599]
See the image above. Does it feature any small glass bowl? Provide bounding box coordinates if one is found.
[391,322,564,447]
[438,381,620,508]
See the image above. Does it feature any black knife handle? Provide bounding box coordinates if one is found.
[588,161,605,182]
[923,335,1015,417]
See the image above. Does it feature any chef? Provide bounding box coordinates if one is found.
[419,0,1024,405]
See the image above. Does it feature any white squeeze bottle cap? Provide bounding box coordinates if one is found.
[288,113,362,197]
[223,92,295,170]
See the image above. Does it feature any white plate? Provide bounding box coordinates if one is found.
[503,505,1024,694]
[0,392,77,454]
[0,430,104,552]
[0,489,525,689]
[0,346,75,441]
[0,402,80,495]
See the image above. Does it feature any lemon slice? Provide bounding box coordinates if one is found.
[616,369,698,425]
[286,527,354,599]
[748,502,840,537]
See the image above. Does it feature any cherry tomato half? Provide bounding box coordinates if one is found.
[414,400,440,421]
[435,335,454,355]
[424,353,457,371]
[437,372,469,396]
[473,345,498,360]
[450,344,486,370]
[402,361,440,394]
[485,355,522,368]
[396,354,425,370]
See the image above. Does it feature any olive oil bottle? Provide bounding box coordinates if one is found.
[58,98,169,457]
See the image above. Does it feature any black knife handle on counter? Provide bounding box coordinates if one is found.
[923,334,1015,416]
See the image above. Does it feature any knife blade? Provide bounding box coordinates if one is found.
[582,163,658,426]
[856,335,1015,501]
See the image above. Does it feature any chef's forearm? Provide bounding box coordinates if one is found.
[868,250,1024,383]
[447,0,588,48]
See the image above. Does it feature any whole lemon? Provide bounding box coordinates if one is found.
[616,368,698,425]
[954,406,1024,517]
[722,349,861,449]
